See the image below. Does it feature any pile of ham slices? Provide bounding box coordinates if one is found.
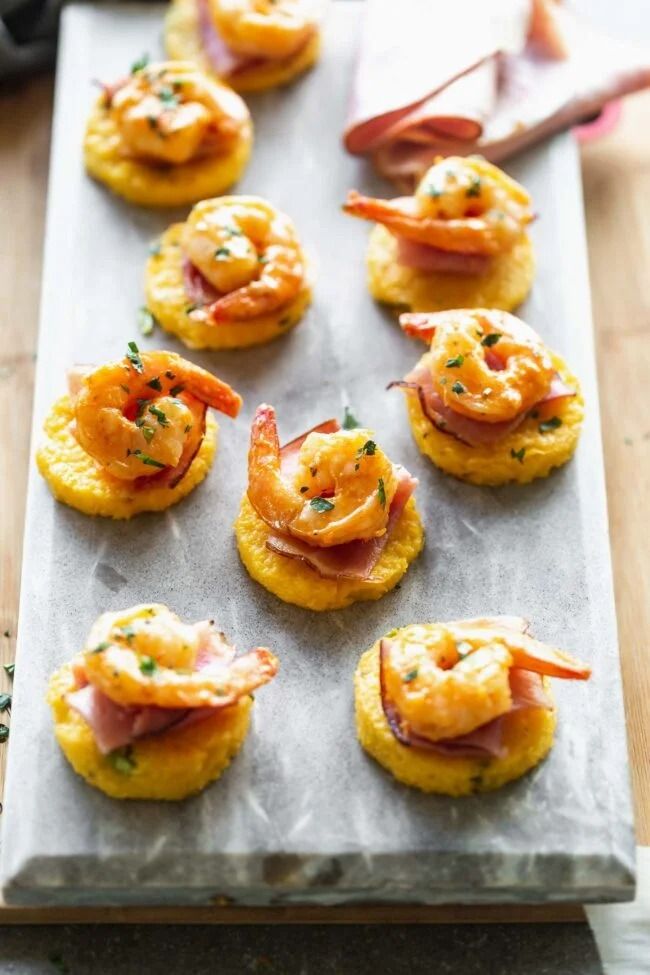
[344,0,650,187]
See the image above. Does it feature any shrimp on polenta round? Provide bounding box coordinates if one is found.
[390,309,584,486]
[36,343,242,518]
[146,196,311,349]
[343,156,535,314]
[234,405,424,611]
[354,616,590,795]
[165,0,322,93]
[84,59,252,207]
[48,604,279,799]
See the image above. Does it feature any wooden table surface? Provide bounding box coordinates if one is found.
[0,75,649,922]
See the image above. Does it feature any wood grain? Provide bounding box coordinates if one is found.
[0,79,647,922]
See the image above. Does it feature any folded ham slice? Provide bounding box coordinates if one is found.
[395,237,492,276]
[345,0,650,187]
[379,634,552,760]
[182,256,220,308]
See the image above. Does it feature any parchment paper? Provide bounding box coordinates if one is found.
[0,1,635,906]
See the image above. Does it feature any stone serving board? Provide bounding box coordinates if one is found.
[0,1,635,907]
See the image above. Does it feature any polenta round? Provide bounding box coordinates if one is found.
[354,640,556,796]
[48,663,252,800]
[234,494,424,611]
[36,394,218,519]
[402,352,583,486]
[367,224,535,314]
[146,223,312,350]
[165,0,321,93]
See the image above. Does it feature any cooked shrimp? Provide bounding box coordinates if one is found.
[383,619,590,743]
[73,346,241,480]
[210,0,319,59]
[416,309,554,424]
[247,404,397,547]
[344,156,533,256]
[81,604,279,709]
[181,196,306,321]
[109,61,249,165]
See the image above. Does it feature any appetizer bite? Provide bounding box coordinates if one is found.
[36,344,241,518]
[355,616,590,795]
[344,156,535,314]
[84,59,252,207]
[165,0,322,92]
[235,405,424,611]
[146,195,311,349]
[390,309,583,486]
[48,604,279,800]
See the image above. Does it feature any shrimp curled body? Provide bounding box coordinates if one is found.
[246,404,398,547]
[210,0,319,59]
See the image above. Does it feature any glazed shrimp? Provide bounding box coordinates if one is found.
[247,404,397,547]
[344,156,533,256]
[81,604,279,709]
[181,197,306,321]
[73,346,241,480]
[382,619,590,743]
[210,0,319,59]
[109,61,249,164]
[418,309,554,424]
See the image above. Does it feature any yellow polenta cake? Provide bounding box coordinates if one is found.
[36,395,217,519]
[367,224,535,314]
[234,494,424,612]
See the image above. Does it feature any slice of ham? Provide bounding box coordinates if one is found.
[266,465,418,581]
[279,418,341,479]
[379,636,552,760]
[182,257,221,308]
[390,356,575,447]
[345,0,650,187]
[395,237,492,276]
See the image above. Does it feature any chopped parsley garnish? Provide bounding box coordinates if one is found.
[139,656,157,676]
[148,239,162,257]
[510,447,526,463]
[91,642,109,654]
[165,370,176,380]
[184,424,192,434]
[300,486,309,493]
[356,440,376,459]
[158,86,179,109]
[456,640,473,659]
[466,176,482,198]
[451,380,466,395]
[108,747,136,774]
[310,496,335,513]
[481,332,502,347]
[146,114,158,131]
[148,404,169,426]
[126,341,143,373]
[377,477,386,508]
[136,397,150,418]
[0,725,8,743]
[0,693,11,712]
[425,184,442,199]
[258,254,269,265]
[130,53,150,74]
[446,354,464,368]
[185,304,198,315]
[539,416,562,433]
[214,246,231,260]
[132,450,166,469]
[120,625,136,644]
[141,425,155,443]
[3,663,15,678]
[342,406,360,429]
[225,225,242,237]
[147,376,162,391]
[138,306,157,337]
[403,668,418,683]
[170,383,185,397]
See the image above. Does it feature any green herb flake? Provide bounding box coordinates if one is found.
[299,486,309,494]
[466,176,482,198]
[130,53,150,74]
[225,225,242,237]
[539,416,562,433]
[456,640,473,659]
[0,725,8,743]
[158,86,179,109]
[126,341,144,373]
[3,663,15,678]
[451,380,467,395]
[0,692,11,711]
[425,184,442,199]
[510,447,526,464]
[147,376,163,391]
[141,425,155,443]
[310,496,335,513]
[445,354,464,368]
[481,332,502,347]
[138,306,157,336]
[146,114,158,131]
[185,304,198,315]
[148,404,169,426]
[214,246,231,260]
[91,642,109,654]
[139,655,157,676]
[403,668,419,683]
[132,450,166,469]
[108,747,136,775]
[342,406,360,429]
[377,477,386,508]
[258,254,269,265]
[169,383,185,397]
[356,439,376,460]
[184,424,192,434]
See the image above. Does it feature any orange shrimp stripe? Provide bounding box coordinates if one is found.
[402,351,584,486]
[354,641,556,796]
[145,223,312,350]
[165,0,322,93]
[48,663,252,800]
[366,224,535,314]
[36,394,218,518]
[234,493,424,612]
[84,97,253,208]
